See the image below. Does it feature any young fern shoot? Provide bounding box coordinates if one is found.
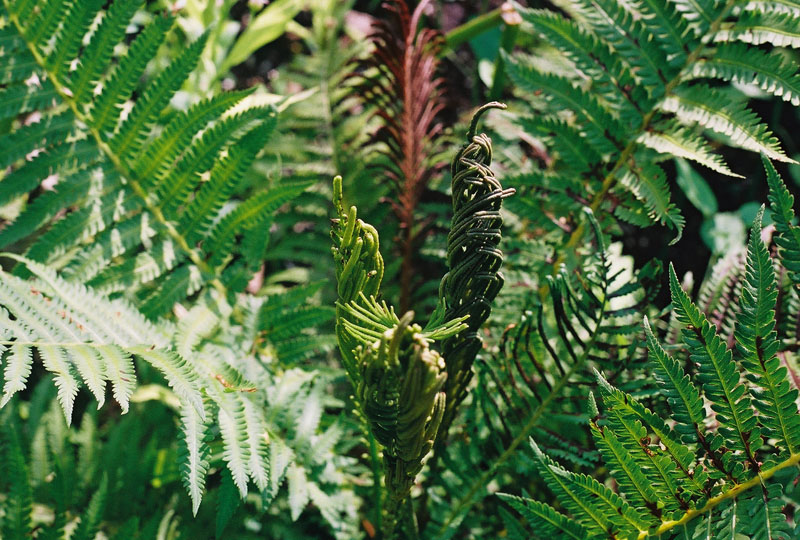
[331,103,512,538]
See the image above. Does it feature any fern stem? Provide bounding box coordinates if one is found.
[4,3,229,299]
[404,496,420,540]
[633,453,800,539]
[441,7,503,53]
[368,427,384,537]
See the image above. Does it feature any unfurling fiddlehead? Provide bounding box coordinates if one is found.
[355,312,448,537]
[331,176,386,382]
[437,102,516,441]
[331,102,511,538]
[331,176,463,538]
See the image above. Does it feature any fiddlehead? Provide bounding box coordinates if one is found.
[356,311,447,538]
[331,176,464,538]
[437,102,515,441]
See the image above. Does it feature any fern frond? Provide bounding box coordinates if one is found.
[69,0,143,103]
[0,421,32,538]
[88,14,175,135]
[505,166,800,536]
[660,85,790,162]
[436,103,514,441]
[714,10,800,48]
[1,0,306,316]
[70,475,108,540]
[735,207,800,455]
[505,54,623,156]
[428,210,661,538]
[348,0,449,312]
[618,161,685,239]
[638,126,741,177]
[669,263,760,469]
[765,155,800,287]
[643,317,704,444]
[529,437,650,536]
[686,43,800,106]
[508,0,798,257]
[497,493,589,539]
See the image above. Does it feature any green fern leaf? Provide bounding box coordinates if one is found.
[70,475,108,540]
[687,43,800,106]
[89,14,174,135]
[669,264,760,471]
[20,0,69,51]
[596,371,708,505]
[643,317,705,444]
[109,30,209,160]
[178,120,276,243]
[135,89,255,183]
[497,493,589,540]
[0,110,74,170]
[204,180,313,266]
[714,10,800,48]
[504,53,623,156]
[735,207,800,455]
[660,85,791,162]
[618,161,685,240]
[765,155,800,287]
[69,0,143,102]
[0,424,32,538]
[527,437,649,536]
[46,0,104,80]
[156,106,270,212]
[638,126,742,177]
[590,417,662,520]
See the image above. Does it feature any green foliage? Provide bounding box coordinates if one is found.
[424,209,661,538]
[1,1,798,539]
[505,0,799,246]
[503,160,800,538]
[0,0,347,534]
[0,0,311,317]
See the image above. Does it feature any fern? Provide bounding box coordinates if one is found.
[503,160,800,538]
[348,0,449,313]
[331,103,511,538]
[0,0,343,522]
[505,0,798,248]
[0,0,311,318]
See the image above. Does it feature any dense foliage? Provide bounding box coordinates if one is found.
[0,0,799,539]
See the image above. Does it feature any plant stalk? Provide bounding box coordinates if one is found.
[441,8,503,53]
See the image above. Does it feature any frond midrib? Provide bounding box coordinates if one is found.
[632,452,800,539]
